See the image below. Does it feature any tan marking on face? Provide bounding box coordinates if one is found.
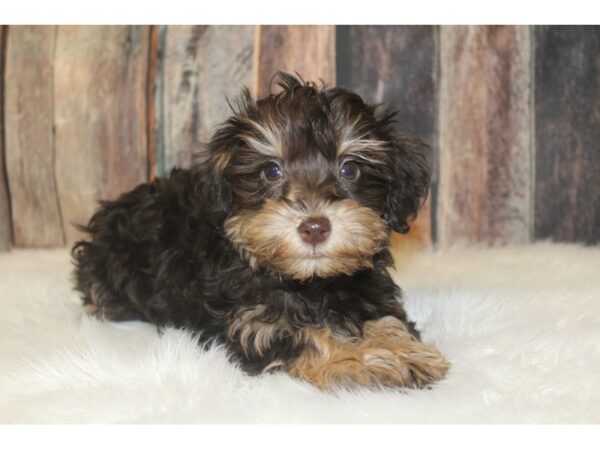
[337,121,389,164]
[213,118,282,171]
[224,198,389,280]
[241,119,283,158]
[227,305,293,357]
[288,316,450,390]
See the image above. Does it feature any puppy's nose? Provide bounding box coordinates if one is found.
[297,217,331,246]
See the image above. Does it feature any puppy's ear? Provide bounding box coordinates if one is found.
[194,87,256,227]
[194,140,233,228]
[384,133,432,234]
[207,158,233,226]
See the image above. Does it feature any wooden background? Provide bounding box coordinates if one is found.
[0,25,599,251]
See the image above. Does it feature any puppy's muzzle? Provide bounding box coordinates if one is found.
[297,217,331,246]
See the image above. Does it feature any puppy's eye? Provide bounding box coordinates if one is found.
[263,163,284,181]
[340,161,360,181]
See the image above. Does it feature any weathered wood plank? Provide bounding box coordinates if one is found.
[534,26,600,244]
[4,26,64,247]
[147,25,159,180]
[256,26,335,96]
[0,26,12,250]
[153,25,255,176]
[336,25,437,248]
[54,26,149,244]
[437,25,532,247]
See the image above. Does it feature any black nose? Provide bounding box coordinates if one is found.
[297,217,331,246]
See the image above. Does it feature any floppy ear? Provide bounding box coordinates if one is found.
[194,86,258,228]
[206,160,233,227]
[384,133,432,234]
[193,137,234,229]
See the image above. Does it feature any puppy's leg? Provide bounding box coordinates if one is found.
[288,316,449,390]
[226,305,300,374]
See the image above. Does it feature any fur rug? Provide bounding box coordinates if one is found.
[0,243,599,423]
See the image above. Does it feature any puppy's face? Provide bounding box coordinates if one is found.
[203,73,430,281]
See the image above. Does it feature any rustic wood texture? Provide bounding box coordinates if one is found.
[256,26,335,96]
[54,26,149,244]
[147,26,159,180]
[153,25,255,176]
[2,25,599,249]
[0,26,12,250]
[534,26,600,244]
[437,26,532,247]
[336,26,437,248]
[4,26,65,247]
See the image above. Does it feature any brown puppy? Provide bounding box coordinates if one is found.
[72,72,449,390]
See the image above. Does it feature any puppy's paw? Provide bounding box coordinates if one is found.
[287,316,449,390]
[361,316,450,388]
[361,338,450,389]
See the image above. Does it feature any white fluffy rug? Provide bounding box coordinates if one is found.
[1,243,599,423]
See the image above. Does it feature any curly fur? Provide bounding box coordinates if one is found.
[72,72,447,388]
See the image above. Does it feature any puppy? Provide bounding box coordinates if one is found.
[72,72,449,390]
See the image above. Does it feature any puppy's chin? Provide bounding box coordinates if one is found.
[224,199,389,281]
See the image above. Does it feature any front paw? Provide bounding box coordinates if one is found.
[287,317,450,390]
[360,337,450,389]
[360,316,450,388]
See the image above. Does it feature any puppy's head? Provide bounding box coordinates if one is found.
[200,72,430,281]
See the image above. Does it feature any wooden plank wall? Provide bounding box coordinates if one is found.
[438,26,532,247]
[256,26,336,95]
[534,26,600,244]
[153,25,255,177]
[0,26,12,250]
[54,26,149,244]
[0,25,599,249]
[5,26,64,247]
